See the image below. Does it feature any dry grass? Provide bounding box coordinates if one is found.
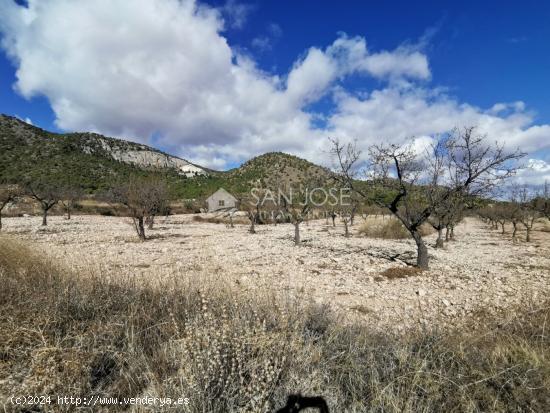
[192,214,224,224]
[358,217,434,239]
[1,235,549,412]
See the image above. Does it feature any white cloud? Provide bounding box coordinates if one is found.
[251,23,282,52]
[514,159,550,186]
[221,0,253,30]
[251,36,272,52]
[1,0,549,181]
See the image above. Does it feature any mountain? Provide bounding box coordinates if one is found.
[226,152,331,192]
[0,113,206,175]
[0,114,331,198]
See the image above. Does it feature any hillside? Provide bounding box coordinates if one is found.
[225,152,331,193]
[0,115,332,199]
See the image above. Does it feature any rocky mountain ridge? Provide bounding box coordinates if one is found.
[0,114,207,177]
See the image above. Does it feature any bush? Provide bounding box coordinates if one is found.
[1,235,549,412]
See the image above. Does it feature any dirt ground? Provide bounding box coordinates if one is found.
[2,214,549,329]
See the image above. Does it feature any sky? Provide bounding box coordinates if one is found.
[0,0,549,185]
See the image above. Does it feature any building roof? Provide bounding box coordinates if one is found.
[206,187,237,202]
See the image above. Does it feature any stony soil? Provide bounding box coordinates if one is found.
[2,214,549,329]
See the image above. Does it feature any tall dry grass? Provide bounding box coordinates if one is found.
[358,216,434,239]
[1,235,549,412]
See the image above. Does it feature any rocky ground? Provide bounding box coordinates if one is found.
[2,214,549,329]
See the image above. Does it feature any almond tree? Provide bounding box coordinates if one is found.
[534,180,550,220]
[478,206,499,230]
[493,204,511,235]
[0,184,21,231]
[144,181,169,230]
[60,186,85,220]
[108,176,170,241]
[25,182,61,226]
[428,192,466,248]
[508,203,523,243]
[444,198,465,241]
[330,127,524,268]
[279,183,313,246]
[242,188,269,234]
[517,186,540,242]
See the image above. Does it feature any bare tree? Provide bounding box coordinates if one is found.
[241,189,266,234]
[429,192,466,248]
[25,182,61,226]
[508,203,523,243]
[279,183,312,246]
[108,176,170,241]
[144,182,170,230]
[0,185,21,231]
[517,186,540,242]
[534,180,550,221]
[330,127,524,268]
[335,186,355,238]
[493,204,511,235]
[60,186,85,220]
[340,209,352,238]
[478,205,500,230]
[444,198,465,241]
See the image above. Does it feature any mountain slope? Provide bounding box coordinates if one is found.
[0,114,332,198]
[0,114,206,172]
[225,152,331,192]
[0,114,209,192]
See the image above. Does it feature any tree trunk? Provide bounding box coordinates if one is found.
[450,225,455,240]
[344,220,349,238]
[445,226,450,241]
[294,222,300,245]
[137,216,146,240]
[526,227,531,242]
[147,215,155,230]
[249,217,256,234]
[42,208,48,226]
[229,214,234,228]
[331,215,336,227]
[0,212,2,231]
[501,223,505,234]
[66,207,71,220]
[411,230,429,269]
[512,222,518,243]
[435,227,444,248]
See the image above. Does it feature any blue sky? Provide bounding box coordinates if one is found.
[0,0,549,182]
[217,0,550,122]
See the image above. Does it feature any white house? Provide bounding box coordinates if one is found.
[206,188,237,212]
